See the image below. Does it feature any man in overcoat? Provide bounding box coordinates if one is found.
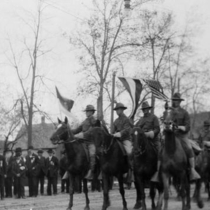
[37,149,46,195]
[45,149,59,195]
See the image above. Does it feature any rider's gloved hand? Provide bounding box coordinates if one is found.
[113,132,121,138]
[178,126,186,131]
[145,131,154,139]
[74,133,84,139]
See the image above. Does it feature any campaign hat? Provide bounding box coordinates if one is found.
[172,92,184,101]
[141,101,152,109]
[84,105,96,112]
[113,103,127,110]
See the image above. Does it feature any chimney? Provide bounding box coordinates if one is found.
[41,116,45,124]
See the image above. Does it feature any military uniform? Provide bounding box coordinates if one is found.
[198,120,210,148]
[72,104,97,179]
[5,155,14,198]
[113,113,133,154]
[136,112,160,151]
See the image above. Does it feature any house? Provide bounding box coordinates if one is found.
[14,116,63,159]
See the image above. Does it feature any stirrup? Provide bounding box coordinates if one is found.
[151,171,159,182]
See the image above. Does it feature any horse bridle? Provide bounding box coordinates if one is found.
[102,135,114,154]
[133,128,146,156]
[53,124,76,145]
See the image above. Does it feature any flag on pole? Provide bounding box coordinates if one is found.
[55,86,79,128]
[118,77,142,120]
[143,79,169,101]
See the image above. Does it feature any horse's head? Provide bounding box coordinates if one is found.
[50,117,73,145]
[163,108,177,132]
[131,127,147,156]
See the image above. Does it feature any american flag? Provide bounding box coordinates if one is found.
[143,79,169,101]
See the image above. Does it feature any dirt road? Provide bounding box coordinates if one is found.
[0,185,210,210]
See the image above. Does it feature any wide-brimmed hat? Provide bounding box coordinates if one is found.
[47,148,53,153]
[113,103,127,110]
[203,120,210,127]
[141,101,152,109]
[172,92,184,101]
[83,105,96,112]
[37,149,43,154]
[15,147,22,153]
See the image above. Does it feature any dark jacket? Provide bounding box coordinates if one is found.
[12,158,26,177]
[0,155,7,177]
[26,154,40,177]
[136,113,160,139]
[45,156,59,178]
[5,156,14,178]
[113,113,133,141]
[37,156,46,176]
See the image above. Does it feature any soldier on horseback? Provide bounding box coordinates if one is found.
[113,103,133,168]
[135,101,160,178]
[72,104,97,179]
[152,92,200,182]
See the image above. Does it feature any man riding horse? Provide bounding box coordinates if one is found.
[135,101,161,180]
[72,104,97,179]
[152,92,200,182]
[113,103,133,168]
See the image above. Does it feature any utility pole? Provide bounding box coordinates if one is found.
[110,72,116,134]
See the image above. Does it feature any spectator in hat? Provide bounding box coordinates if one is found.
[59,150,69,193]
[12,150,26,199]
[71,104,97,180]
[5,150,14,198]
[0,154,7,200]
[45,149,59,195]
[25,146,39,197]
[37,149,46,195]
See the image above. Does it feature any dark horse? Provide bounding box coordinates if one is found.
[90,124,129,210]
[156,109,191,210]
[50,117,91,210]
[131,127,163,210]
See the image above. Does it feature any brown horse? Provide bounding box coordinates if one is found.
[131,127,163,210]
[90,125,129,210]
[156,109,191,210]
[50,117,91,210]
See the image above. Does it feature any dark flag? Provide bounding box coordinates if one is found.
[143,79,169,101]
[118,77,142,120]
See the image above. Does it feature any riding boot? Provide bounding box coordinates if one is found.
[189,157,200,180]
[85,155,95,180]
[151,160,161,182]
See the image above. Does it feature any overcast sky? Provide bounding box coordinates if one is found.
[0,0,210,123]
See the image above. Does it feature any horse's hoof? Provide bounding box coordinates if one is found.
[133,202,141,209]
[197,200,204,209]
[66,208,71,210]
[123,207,128,210]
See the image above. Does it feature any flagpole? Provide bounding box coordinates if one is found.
[110,71,116,134]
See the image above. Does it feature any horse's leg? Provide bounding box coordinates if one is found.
[162,172,170,210]
[185,174,191,210]
[156,182,164,210]
[67,174,74,210]
[195,178,204,208]
[133,174,142,209]
[102,173,110,210]
[150,182,156,210]
[118,174,128,210]
[83,178,90,210]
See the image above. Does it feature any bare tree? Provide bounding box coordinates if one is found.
[69,0,150,121]
[5,2,52,147]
